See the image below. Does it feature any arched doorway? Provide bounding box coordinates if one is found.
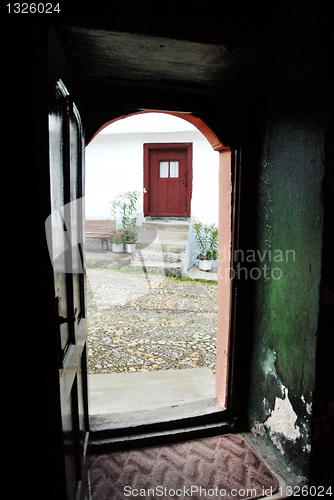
[85,111,232,424]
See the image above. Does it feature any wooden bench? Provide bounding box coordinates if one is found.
[85,219,116,252]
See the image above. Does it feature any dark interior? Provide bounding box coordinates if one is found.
[2,1,333,498]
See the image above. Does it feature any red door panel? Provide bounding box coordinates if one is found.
[144,143,192,217]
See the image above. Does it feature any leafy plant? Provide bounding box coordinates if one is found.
[111,232,124,244]
[110,190,140,230]
[109,191,140,247]
[192,221,218,260]
[123,227,137,244]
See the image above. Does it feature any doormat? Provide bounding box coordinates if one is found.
[89,434,279,500]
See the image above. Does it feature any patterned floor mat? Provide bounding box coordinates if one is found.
[89,434,278,499]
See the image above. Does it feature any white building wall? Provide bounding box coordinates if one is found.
[85,114,219,269]
[85,119,219,227]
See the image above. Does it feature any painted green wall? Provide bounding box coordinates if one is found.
[248,74,325,476]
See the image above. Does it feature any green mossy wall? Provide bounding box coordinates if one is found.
[248,73,325,476]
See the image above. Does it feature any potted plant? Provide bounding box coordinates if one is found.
[192,221,218,271]
[124,227,137,253]
[111,232,124,253]
[109,190,140,231]
[109,191,140,254]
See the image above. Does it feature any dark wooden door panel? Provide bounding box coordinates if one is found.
[63,377,81,500]
[70,104,86,331]
[48,79,89,500]
[49,86,72,353]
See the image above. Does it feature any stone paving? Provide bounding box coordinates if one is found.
[86,266,218,374]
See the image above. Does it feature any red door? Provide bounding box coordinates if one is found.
[144,143,192,217]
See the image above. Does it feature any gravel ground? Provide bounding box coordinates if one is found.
[86,266,218,374]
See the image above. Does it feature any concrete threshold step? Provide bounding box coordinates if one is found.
[89,369,218,415]
[90,397,225,432]
[89,419,232,453]
[88,369,229,450]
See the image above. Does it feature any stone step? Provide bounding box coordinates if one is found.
[137,230,188,244]
[133,250,182,263]
[142,221,190,233]
[133,220,191,277]
[156,230,189,241]
[135,240,187,253]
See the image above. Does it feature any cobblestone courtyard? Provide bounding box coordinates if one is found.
[86,266,218,374]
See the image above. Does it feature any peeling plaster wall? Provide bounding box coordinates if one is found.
[248,71,325,476]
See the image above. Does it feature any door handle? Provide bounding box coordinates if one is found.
[55,296,78,369]
[58,308,78,324]
[55,295,78,324]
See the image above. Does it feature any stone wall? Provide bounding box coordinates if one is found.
[246,69,326,476]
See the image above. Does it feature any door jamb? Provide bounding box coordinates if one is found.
[88,114,237,425]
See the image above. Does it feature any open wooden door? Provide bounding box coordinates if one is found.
[47,79,89,500]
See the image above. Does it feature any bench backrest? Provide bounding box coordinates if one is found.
[85,219,116,235]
